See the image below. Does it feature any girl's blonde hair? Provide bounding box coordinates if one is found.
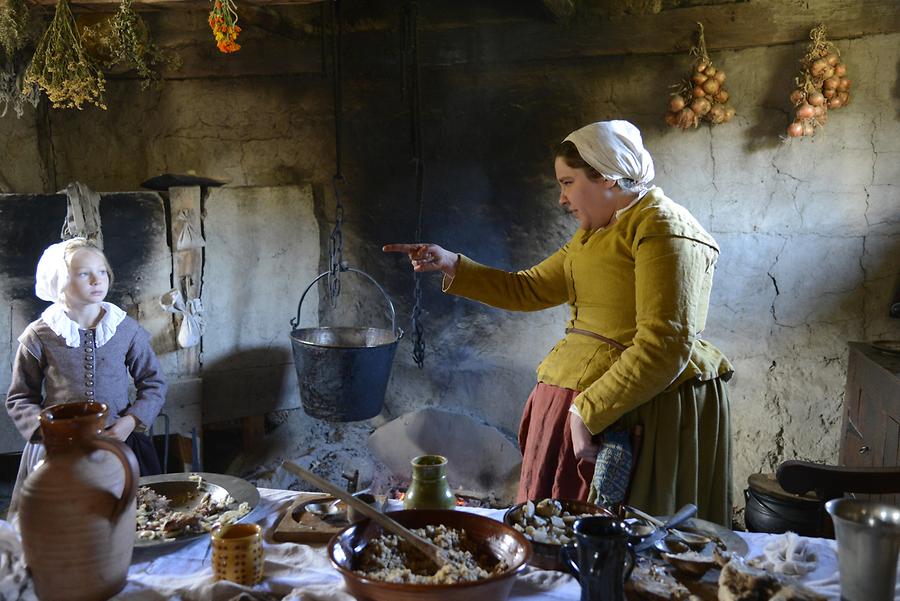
[63,239,114,289]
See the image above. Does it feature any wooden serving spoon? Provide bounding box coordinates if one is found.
[282,461,448,568]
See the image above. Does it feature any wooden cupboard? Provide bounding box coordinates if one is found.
[840,342,900,505]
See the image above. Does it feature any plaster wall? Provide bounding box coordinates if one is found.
[202,185,320,423]
[0,18,897,509]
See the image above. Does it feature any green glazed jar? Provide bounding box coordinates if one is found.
[403,454,456,510]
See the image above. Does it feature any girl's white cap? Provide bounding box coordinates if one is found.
[35,237,87,302]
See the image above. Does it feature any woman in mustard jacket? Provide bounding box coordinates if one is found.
[384,121,733,525]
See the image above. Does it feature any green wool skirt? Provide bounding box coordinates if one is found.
[591,375,732,527]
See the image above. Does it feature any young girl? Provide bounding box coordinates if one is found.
[6,237,167,515]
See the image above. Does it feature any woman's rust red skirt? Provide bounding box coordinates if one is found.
[516,382,594,503]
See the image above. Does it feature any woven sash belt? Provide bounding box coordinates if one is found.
[565,327,627,351]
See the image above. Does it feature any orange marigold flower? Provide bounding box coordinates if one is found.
[209,0,241,53]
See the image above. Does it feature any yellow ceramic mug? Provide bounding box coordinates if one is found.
[210,523,264,585]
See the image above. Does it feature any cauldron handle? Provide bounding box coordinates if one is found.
[290,266,401,338]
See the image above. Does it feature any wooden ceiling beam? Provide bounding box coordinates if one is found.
[542,0,576,23]
[240,3,318,41]
[417,0,900,65]
[25,0,900,62]
[27,0,323,42]
[28,0,328,9]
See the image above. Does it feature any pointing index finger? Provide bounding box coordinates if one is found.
[382,243,423,254]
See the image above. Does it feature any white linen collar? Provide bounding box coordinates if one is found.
[613,189,646,220]
[35,302,127,348]
[591,186,654,234]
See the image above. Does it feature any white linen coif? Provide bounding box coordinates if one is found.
[563,120,655,188]
[32,238,126,348]
[34,238,87,303]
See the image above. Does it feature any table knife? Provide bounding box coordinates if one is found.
[633,503,697,552]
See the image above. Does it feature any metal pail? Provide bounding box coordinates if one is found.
[289,267,403,422]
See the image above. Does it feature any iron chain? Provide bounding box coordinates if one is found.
[328,176,345,308]
[412,274,425,367]
[327,0,345,309]
[406,0,426,369]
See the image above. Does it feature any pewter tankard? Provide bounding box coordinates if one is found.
[826,498,900,601]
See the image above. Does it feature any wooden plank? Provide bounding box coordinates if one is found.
[41,0,898,81]
[33,0,900,59]
[148,27,324,79]
[416,0,900,65]
[240,3,318,42]
[884,416,900,506]
[168,186,203,377]
[273,493,350,544]
[159,377,203,436]
[840,345,864,467]
[542,0,576,23]
[30,0,328,7]
[840,343,900,505]
[242,415,265,452]
[36,0,320,44]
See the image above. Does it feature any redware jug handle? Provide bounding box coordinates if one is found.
[89,437,139,520]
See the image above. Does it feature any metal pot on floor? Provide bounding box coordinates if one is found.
[744,473,822,537]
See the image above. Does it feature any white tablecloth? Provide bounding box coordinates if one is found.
[4,488,898,600]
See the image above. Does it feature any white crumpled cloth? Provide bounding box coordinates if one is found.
[743,531,900,601]
[753,531,820,577]
[0,521,36,601]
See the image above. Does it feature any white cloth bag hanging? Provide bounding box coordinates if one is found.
[160,289,204,348]
[173,209,205,251]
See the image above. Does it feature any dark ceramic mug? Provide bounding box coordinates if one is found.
[562,516,636,601]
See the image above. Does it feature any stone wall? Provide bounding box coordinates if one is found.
[0,6,897,510]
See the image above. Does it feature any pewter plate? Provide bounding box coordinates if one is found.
[134,472,260,549]
[652,517,749,558]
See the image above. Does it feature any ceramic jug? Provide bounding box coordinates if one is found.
[19,401,139,601]
[403,454,456,510]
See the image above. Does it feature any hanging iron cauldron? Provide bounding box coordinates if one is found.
[289,267,402,422]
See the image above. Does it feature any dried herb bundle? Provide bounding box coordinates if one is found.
[0,62,39,118]
[80,0,179,90]
[109,0,161,88]
[0,0,29,60]
[25,0,105,109]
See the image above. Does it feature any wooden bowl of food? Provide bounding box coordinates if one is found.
[503,498,614,571]
[328,509,531,601]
